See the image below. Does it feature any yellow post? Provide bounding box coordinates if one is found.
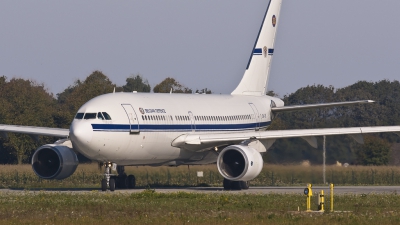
[304,183,313,212]
[319,190,325,212]
[330,183,334,212]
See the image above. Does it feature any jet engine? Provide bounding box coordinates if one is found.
[217,145,263,181]
[31,144,78,180]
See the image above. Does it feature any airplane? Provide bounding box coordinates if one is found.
[1,0,400,191]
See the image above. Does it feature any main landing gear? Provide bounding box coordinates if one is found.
[223,178,250,191]
[101,163,136,191]
[115,165,136,189]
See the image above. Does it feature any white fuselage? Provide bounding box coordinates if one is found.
[69,92,283,166]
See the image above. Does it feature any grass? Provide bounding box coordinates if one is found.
[2,164,400,189]
[0,190,400,224]
[1,164,400,224]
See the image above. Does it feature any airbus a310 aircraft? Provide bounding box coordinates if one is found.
[1,0,400,191]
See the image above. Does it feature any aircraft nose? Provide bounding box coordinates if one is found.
[70,120,93,144]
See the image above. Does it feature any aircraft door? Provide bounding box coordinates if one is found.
[188,111,196,132]
[249,103,260,131]
[121,104,140,134]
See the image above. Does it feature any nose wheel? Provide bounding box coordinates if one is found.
[101,163,136,191]
[101,162,116,191]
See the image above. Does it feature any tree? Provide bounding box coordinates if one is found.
[122,74,151,92]
[195,88,212,94]
[153,77,192,93]
[0,78,56,164]
[57,71,118,124]
[354,135,391,165]
[0,76,6,86]
[266,90,278,97]
[265,81,400,165]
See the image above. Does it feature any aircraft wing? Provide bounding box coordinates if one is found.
[172,126,400,150]
[0,124,69,138]
[271,100,374,113]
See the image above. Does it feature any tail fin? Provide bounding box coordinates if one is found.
[231,0,283,96]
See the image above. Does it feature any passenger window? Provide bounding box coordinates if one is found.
[97,112,105,120]
[84,113,97,119]
[102,112,112,120]
[75,113,84,119]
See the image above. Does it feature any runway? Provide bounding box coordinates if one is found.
[2,186,400,194]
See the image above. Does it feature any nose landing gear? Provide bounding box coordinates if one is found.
[100,163,136,191]
[101,162,116,191]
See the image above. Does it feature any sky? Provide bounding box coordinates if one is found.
[1,0,400,97]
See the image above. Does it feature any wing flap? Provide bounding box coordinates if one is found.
[0,124,69,138]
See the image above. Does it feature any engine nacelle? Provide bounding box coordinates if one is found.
[217,145,263,181]
[32,144,79,180]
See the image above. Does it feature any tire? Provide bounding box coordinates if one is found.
[240,181,250,190]
[117,166,125,175]
[101,179,107,191]
[118,174,128,189]
[223,178,232,190]
[109,178,116,192]
[127,175,136,189]
[231,181,242,190]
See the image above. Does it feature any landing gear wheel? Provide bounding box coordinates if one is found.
[240,181,250,190]
[109,178,116,191]
[118,174,128,189]
[101,179,107,191]
[127,175,136,189]
[223,178,232,190]
[231,181,243,190]
[117,166,125,175]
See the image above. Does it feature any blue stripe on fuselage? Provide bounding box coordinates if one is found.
[91,121,271,132]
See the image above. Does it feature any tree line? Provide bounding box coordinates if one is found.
[0,71,399,165]
[0,71,211,164]
[266,80,400,165]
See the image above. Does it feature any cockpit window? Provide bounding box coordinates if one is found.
[84,113,97,119]
[75,113,84,119]
[97,112,105,120]
[102,112,112,120]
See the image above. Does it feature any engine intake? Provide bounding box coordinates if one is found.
[217,145,263,181]
[32,144,78,180]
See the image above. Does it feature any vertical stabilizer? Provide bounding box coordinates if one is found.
[231,0,283,96]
